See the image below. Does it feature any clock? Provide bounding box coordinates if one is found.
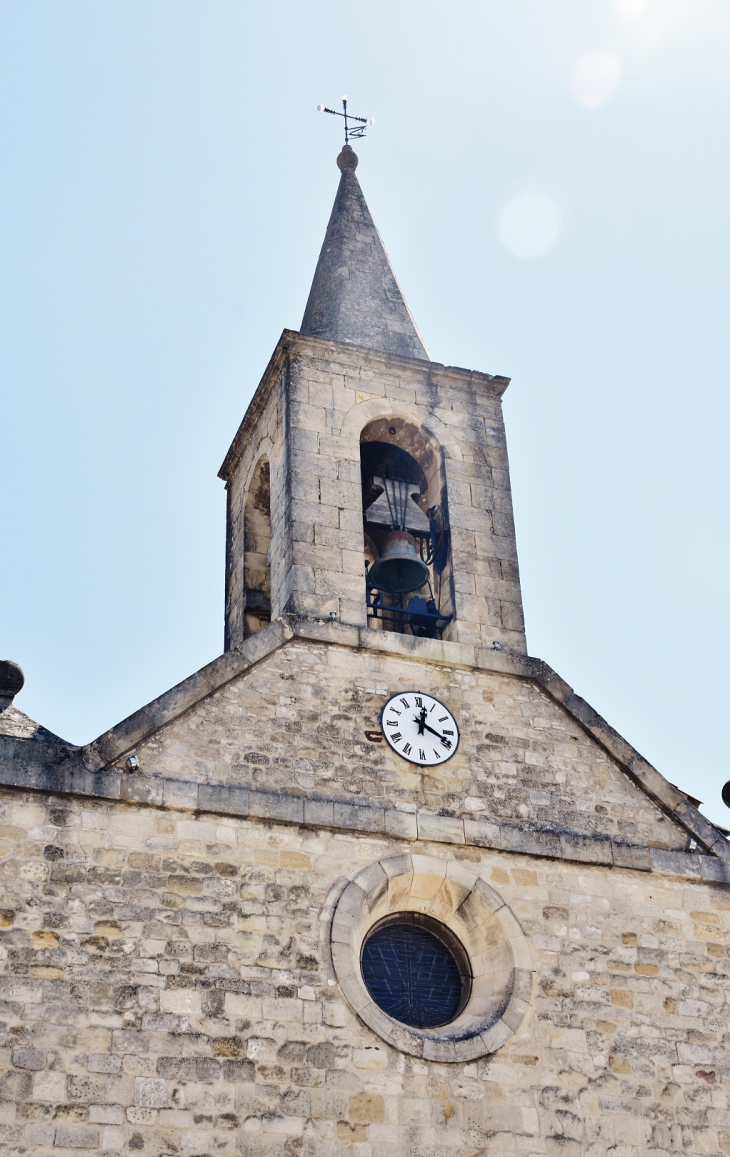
[380,692,459,766]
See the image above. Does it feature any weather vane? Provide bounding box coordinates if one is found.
[317,95,374,145]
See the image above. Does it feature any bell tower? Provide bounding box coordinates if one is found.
[220,146,527,654]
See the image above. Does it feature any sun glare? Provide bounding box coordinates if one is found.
[570,51,622,109]
[497,193,562,261]
[614,0,651,16]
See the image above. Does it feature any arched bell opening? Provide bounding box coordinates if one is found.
[243,456,271,638]
[360,418,453,638]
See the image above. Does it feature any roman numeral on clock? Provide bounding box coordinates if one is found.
[390,732,402,743]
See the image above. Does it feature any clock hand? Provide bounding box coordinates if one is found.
[421,721,448,741]
[412,707,427,735]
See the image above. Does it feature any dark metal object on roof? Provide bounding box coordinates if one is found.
[0,660,24,705]
[317,96,374,145]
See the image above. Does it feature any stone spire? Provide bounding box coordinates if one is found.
[300,146,429,360]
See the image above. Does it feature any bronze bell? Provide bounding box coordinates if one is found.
[368,531,430,594]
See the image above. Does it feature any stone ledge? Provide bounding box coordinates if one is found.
[0,759,726,884]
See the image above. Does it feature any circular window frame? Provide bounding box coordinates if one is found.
[361,911,473,1028]
[330,853,533,1062]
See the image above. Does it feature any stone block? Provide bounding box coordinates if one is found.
[24,1123,54,1145]
[127,1106,158,1125]
[290,426,320,453]
[314,567,364,600]
[480,1017,513,1055]
[11,1047,45,1070]
[291,449,337,480]
[612,843,651,871]
[286,563,316,594]
[353,861,387,894]
[319,478,361,509]
[162,779,199,810]
[33,1070,66,1101]
[87,1053,121,1073]
[134,1077,174,1108]
[290,401,327,432]
[120,774,164,805]
[463,818,500,850]
[159,988,201,1015]
[290,473,321,504]
[314,522,362,552]
[416,812,464,844]
[88,1104,125,1124]
[384,808,417,840]
[54,1123,101,1148]
[248,791,304,824]
[559,832,613,866]
[199,783,250,817]
[291,497,339,528]
[102,1125,126,1149]
[699,856,730,883]
[500,826,560,858]
[304,797,334,827]
[650,849,701,878]
[333,801,385,834]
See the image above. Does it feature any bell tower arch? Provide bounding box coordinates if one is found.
[359,417,454,638]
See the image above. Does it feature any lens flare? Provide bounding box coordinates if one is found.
[570,51,622,109]
[614,0,650,16]
[497,193,562,261]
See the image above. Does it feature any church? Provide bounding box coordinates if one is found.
[0,138,728,1157]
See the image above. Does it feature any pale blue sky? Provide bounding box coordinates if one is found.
[2,1,729,824]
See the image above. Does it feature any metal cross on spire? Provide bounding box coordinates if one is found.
[317,95,374,145]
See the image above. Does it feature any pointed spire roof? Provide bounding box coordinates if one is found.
[300,146,429,360]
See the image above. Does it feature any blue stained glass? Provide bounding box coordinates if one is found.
[361,919,466,1028]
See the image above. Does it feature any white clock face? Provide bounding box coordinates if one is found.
[380,692,459,766]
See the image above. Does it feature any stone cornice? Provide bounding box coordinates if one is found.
[0,754,726,885]
[276,329,511,397]
[218,329,511,482]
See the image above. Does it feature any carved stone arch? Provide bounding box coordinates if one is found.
[242,436,274,496]
[242,448,272,638]
[340,398,464,462]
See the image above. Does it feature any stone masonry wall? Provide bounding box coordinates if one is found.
[0,788,727,1157]
[121,638,688,852]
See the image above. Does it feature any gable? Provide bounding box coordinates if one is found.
[118,633,690,854]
